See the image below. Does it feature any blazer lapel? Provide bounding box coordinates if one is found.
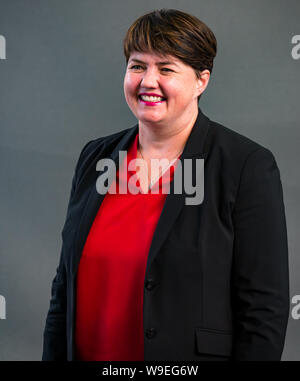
[72,107,210,277]
[144,107,210,272]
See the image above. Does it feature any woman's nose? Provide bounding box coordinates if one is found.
[140,68,160,88]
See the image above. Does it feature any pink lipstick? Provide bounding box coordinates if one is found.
[139,98,166,106]
[138,93,167,106]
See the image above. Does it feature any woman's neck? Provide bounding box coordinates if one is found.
[137,108,198,159]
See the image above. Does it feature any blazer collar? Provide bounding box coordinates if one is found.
[109,106,210,162]
[72,106,210,276]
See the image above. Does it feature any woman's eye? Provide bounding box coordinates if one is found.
[130,65,143,69]
[130,65,173,72]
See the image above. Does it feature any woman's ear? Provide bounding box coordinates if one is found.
[196,70,210,96]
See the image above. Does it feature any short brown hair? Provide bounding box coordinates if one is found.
[123,8,217,102]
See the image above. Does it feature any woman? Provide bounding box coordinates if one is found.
[42,8,289,361]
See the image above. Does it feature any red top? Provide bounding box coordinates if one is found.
[75,133,180,361]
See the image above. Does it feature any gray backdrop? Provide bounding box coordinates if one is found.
[0,0,299,361]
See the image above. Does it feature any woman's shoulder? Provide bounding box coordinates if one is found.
[207,118,276,164]
[81,126,136,155]
[74,125,137,177]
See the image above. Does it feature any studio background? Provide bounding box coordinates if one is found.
[0,0,299,360]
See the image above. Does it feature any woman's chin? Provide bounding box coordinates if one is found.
[139,114,166,124]
[137,107,167,120]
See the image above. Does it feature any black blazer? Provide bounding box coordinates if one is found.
[42,107,290,361]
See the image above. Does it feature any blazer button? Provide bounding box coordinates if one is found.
[145,328,156,339]
[145,279,156,291]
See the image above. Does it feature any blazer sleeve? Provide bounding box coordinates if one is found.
[231,147,290,361]
[42,140,95,361]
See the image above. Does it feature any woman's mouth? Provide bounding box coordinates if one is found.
[138,94,167,106]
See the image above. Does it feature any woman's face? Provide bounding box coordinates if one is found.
[123,51,204,126]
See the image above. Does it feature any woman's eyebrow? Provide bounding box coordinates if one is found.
[129,58,179,67]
